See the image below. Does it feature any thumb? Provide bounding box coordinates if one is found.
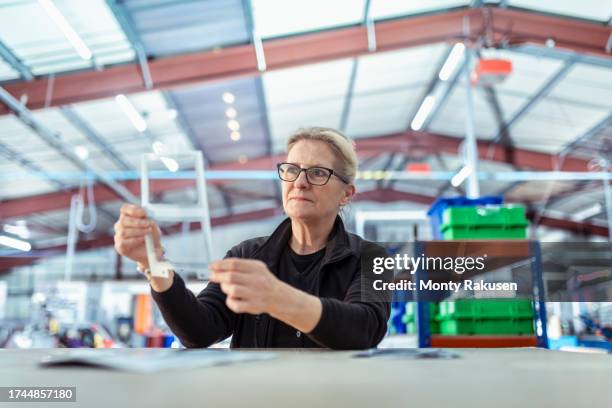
[151,222,162,243]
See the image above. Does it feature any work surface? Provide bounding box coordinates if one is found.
[0,348,610,408]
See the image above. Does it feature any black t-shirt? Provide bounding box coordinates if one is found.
[268,244,326,347]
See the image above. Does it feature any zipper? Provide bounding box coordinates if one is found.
[254,314,261,348]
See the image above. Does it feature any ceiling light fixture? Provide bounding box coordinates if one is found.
[438,43,465,81]
[3,222,30,239]
[152,141,164,154]
[222,92,235,104]
[230,131,241,141]
[410,95,436,131]
[572,203,602,221]
[0,234,32,252]
[227,119,240,131]
[116,94,147,132]
[451,165,472,187]
[160,157,179,172]
[74,145,89,160]
[38,0,92,60]
[225,107,237,118]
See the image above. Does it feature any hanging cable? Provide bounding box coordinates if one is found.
[65,176,98,280]
[75,176,97,233]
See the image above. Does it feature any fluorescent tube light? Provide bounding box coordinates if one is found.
[3,223,30,239]
[0,234,32,252]
[160,157,179,172]
[410,95,436,131]
[152,141,164,154]
[38,0,92,60]
[439,43,465,81]
[451,165,472,187]
[572,203,602,221]
[116,94,147,132]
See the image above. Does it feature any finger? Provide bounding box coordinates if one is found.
[120,204,147,218]
[210,258,261,273]
[226,296,250,314]
[119,227,152,239]
[118,237,145,251]
[118,216,152,229]
[220,283,249,298]
[209,270,249,285]
[151,223,162,239]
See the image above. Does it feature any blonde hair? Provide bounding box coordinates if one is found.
[286,127,358,183]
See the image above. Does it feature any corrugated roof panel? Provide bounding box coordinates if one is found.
[347,44,447,138]
[0,0,134,76]
[268,98,345,153]
[488,50,565,97]
[353,44,446,93]
[70,91,193,165]
[346,88,423,138]
[549,64,612,110]
[252,0,365,39]
[509,0,611,22]
[170,76,270,164]
[264,59,353,107]
[0,57,19,81]
[0,177,58,200]
[264,59,352,151]
[429,86,527,139]
[511,101,610,153]
[371,0,468,20]
[124,0,249,57]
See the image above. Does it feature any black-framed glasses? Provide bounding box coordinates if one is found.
[277,162,349,186]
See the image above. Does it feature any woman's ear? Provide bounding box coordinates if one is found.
[339,184,355,207]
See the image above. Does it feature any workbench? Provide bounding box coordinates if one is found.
[0,348,610,408]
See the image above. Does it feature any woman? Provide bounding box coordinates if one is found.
[114,127,390,349]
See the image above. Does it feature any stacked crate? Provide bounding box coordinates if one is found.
[440,205,529,240]
[427,196,503,239]
[402,302,439,334]
[436,299,535,335]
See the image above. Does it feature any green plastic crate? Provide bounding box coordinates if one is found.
[441,226,526,239]
[404,302,439,319]
[442,205,528,227]
[440,205,528,240]
[405,321,440,334]
[403,303,440,334]
[438,299,534,319]
[439,318,534,335]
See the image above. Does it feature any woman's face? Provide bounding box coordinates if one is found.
[281,139,355,222]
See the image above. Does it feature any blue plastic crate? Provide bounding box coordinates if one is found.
[548,336,578,350]
[427,196,503,239]
[388,302,407,335]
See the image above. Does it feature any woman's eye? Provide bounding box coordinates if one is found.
[311,169,327,177]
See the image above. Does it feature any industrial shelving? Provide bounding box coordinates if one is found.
[413,240,548,348]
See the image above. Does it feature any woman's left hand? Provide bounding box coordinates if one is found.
[209,258,280,314]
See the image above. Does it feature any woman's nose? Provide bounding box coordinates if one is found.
[294,170,309,188]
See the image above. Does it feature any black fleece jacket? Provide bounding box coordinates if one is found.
[151,216,391,349]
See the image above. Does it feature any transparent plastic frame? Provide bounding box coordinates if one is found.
[140,151,213,279]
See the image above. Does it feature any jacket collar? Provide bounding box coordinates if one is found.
[254,215,356,269]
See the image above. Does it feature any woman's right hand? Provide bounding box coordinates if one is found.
[113,204,163,269]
